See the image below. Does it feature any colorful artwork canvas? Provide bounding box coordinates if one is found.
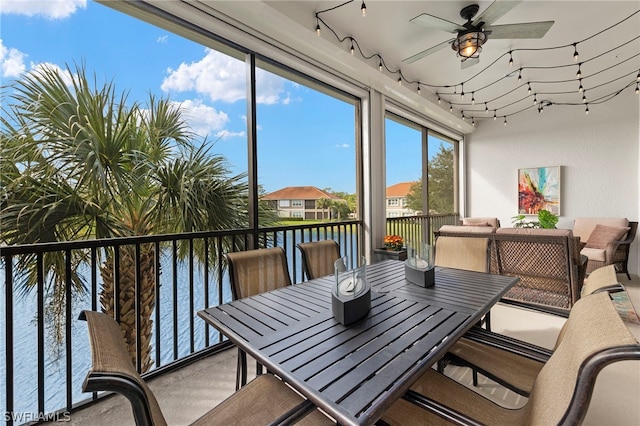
[518,166,561,215]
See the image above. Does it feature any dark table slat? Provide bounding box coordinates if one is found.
[260,294,401,359]
[289,303,443,380]
[337,312,468,420]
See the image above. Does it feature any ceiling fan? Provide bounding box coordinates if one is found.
[403,0,554,68]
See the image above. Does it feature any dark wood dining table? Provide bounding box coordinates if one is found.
[198,259,518,426]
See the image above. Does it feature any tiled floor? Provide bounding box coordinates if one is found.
[60,275,640,426]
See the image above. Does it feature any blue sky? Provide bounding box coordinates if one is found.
[1,0,429,194]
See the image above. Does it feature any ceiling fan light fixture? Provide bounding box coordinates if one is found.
[452,30,487,59]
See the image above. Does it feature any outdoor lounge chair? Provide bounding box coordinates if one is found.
[225,247,293,389]
[79,310,331,426]
[382,291,640,425]
[297,240,341,280]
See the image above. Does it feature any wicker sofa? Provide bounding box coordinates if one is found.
[434,226,587,315]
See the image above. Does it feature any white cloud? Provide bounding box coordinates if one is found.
[215,130,245,140]
[0,39,26,77]
[171,99,231,138]
[29,62,74,85]
[157,35,168,44]
[0,0,87,19]
[336,143,350,149]
[161,48,286,104]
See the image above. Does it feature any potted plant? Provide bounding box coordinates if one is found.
[373,235,408,262]
[512,210,559,229]
[537,209,559,229]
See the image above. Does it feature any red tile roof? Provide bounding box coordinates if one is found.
[262,186,342,201]
[386,182,416,197]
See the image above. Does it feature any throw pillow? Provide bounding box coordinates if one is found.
[585,224,630,249]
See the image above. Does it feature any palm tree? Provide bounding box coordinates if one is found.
[316,197,331,220]
[0,63,276,371]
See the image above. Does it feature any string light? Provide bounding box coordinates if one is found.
[461,112,465,121]
[361,1,366,17]
[493,111,497,121]
[503,116,508,126]
[472,117,476,126]
[533,94,537,105]
[585,104,589,114]
[314,5,638,122]
[417,85,421,95]
[485,102,489,113]
[582,91,587,103]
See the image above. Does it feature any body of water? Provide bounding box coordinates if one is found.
[1,230,358,417]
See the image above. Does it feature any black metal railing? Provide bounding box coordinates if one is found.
[1,220,361,425]
[386,213,459,247]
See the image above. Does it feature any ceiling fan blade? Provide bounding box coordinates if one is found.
[473,0,523,27]
[402,38,455,64]
[410,13,464,33]
[461,57,480,70]
[486,21,555,39]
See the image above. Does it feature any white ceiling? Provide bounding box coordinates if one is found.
[259,1,640,122]
[113,0,639,127]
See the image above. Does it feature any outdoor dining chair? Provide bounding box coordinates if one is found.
[437,264,633,396]
[79,310,331,426]
[225,247,292,389]
[382,291,640,425]
[434,236,491,329]
[297,240,341,280]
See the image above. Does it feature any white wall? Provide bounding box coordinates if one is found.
[465,90,640,275]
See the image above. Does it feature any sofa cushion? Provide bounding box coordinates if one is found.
[580,247,606,262]
[584,224,630,249]
[439,225,496,234]
[496,228,573,237]
[461,217,499,227]
[572,217,629,242]
[464,221,489,227]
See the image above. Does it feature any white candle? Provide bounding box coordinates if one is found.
[414,258,429,269]
[338,277,363,296]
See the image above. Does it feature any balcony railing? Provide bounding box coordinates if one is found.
[1,220,360,425]
[0,213,457,424]
[386,213,460,246]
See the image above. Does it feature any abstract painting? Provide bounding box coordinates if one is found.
[518,166,561,215]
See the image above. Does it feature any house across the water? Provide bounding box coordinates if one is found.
[262,186,344,220]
